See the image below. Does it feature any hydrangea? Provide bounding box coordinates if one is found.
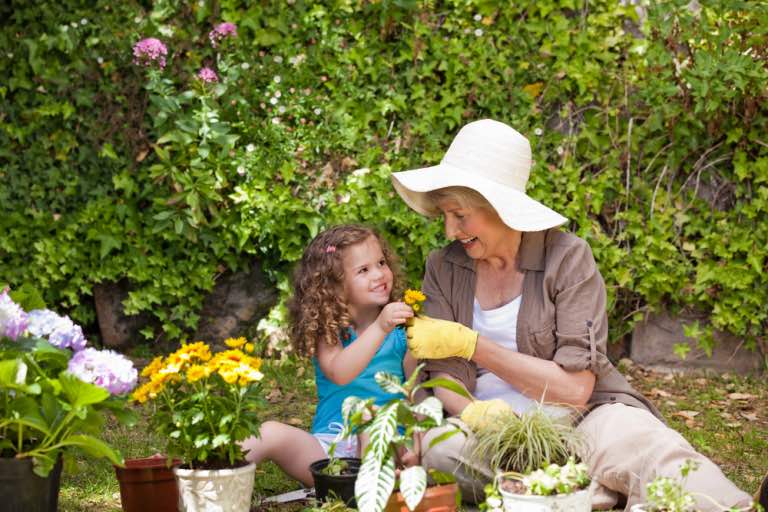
[0,289,28,341]
[27,309,87,351]
[197,67,219,83]
[209,22,237,47]
[132,37,168,69]
[68,348,138,395]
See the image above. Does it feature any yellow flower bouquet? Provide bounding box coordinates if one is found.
[132,338,264,468]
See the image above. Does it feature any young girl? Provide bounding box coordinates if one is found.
[240,224,417,486]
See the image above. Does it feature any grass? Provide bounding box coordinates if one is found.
[57,357,766,511]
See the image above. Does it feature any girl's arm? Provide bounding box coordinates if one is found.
[317,302,413,385]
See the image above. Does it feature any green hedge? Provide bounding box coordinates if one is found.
[1,0,766,357]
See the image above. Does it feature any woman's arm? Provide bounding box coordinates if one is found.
[472,337,595,407]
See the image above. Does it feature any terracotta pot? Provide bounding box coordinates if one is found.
[174,461,256,512]
[0,456,62,512]
[385,482,459,512]
[115,456,182,512]
[309,457,361,507]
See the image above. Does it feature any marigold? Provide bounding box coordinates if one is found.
[141,355,164,378]
[224,337,247,349]
[403,289,426,305]
[187,364,210,382]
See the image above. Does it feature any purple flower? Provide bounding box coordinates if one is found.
[132,37,168,69]
[197,67,219,83]
[68,348,138,395]
[209,22,237,47]
[27,309,87,351]
[0,289,28,341]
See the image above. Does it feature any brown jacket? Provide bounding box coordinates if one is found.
[420,228,662,420]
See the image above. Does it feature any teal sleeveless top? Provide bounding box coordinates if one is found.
[311,326,407,434]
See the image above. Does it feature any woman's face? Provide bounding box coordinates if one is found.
[437,198,510,260]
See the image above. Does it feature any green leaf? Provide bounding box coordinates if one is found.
[411,396,443,425]
[61,434,124,466]
[415,377,472,399]
[59,372,109,408]
[399,465,427,511]
[375,371,406,395]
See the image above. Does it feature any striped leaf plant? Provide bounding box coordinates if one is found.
[339,363,471,512]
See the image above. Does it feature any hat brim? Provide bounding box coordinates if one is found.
[391,163,568,232]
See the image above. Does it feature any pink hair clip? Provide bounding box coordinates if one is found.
[325,245,336,253]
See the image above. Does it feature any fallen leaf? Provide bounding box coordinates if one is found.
[650,388,672,398]
[663,373,675,381]
[720,412,734,419]
[695,378,708,385]
[673,410,700,421]
[266,388,283,403]
[727,392,755,400]
[522,82,544,99]
[725,422,742,428]
[740,411,758,421]
[666,400,678,407]
[287,417,303,426]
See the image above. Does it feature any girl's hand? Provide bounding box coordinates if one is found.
[376,302,414,333]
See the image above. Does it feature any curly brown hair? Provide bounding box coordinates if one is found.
[287,224,404,357]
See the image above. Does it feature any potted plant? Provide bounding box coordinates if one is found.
[114,454,182,512]
[629,459,755,512]
[309,444,362,507]
[340,363,471,512]
[472,405,590,512]
[131,336,264,512]
[0,288,138,511]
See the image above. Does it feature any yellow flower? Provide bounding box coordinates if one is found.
[403,289,427,306]
[187,364,210,382]
[141,356,165,378]
[412,303,420,312]
[225,337,247,349]
[244,343,254,353]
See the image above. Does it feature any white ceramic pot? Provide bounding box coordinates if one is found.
[499,486,592,512]
[629,505,648,512]
[174,462,256,512]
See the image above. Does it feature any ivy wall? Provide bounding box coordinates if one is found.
[0,0,766,356]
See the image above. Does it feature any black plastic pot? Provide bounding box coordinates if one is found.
[309,457,361,507]
[0,456,63,512]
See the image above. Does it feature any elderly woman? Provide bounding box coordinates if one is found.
[390,119,758,510]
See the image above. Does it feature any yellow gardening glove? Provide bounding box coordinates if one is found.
[405,315,478,360]
[460,399,515,431]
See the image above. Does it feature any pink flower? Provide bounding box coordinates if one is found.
[209,22,237,47]
[197,67,219,83]
[132,37,168,69]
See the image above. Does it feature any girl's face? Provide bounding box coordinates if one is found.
[437,198,510,260]
[341,235,393,310]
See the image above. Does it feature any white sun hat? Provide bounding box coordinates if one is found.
[391,119,567,232]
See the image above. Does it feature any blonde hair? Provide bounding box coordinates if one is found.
[287,224,404,357]
[424,186,496,215]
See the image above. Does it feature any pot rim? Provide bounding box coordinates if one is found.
[173,461,256,477]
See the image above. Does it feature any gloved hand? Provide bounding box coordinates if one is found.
[460,399,515,431]
[405,315,478,360]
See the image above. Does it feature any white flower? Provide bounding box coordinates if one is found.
[198,0,205,6]
[474,14,482,21]
[352,168,370,177]
[339,193,351,204]
[289,54,306,66]
[534,128,543,136]
[97,56,104,64]
[134,16,142,24]
[274,90,282,98]
[463,28,470,34]
[271,117,281,124]
[269,97,278,105]
[241,62,250,70]
[7,53,13,59]
[159,25,174,37]
[486,497,501,508]
[556,146,565,155]
[273,75,282,83]
[313,108,322,115]
[474,28,484,37]
[273,55,283,63]
[70,21,78,28]
[237,166,246,176]
[246,144,255,153]
[80,18,88,25]
[62,25,68,32]
[278,106,286,113]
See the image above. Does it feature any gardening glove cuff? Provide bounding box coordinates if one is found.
[460,399,514,431]
[405,315,478,360]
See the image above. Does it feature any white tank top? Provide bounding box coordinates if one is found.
[472,296,539,415]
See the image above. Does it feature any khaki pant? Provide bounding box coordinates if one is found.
[422,404,753,510]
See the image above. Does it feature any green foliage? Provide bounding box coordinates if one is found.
[0,337,135,476]
[341,364,470,512]
[0,0,766,354]
[471,405,583,474]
